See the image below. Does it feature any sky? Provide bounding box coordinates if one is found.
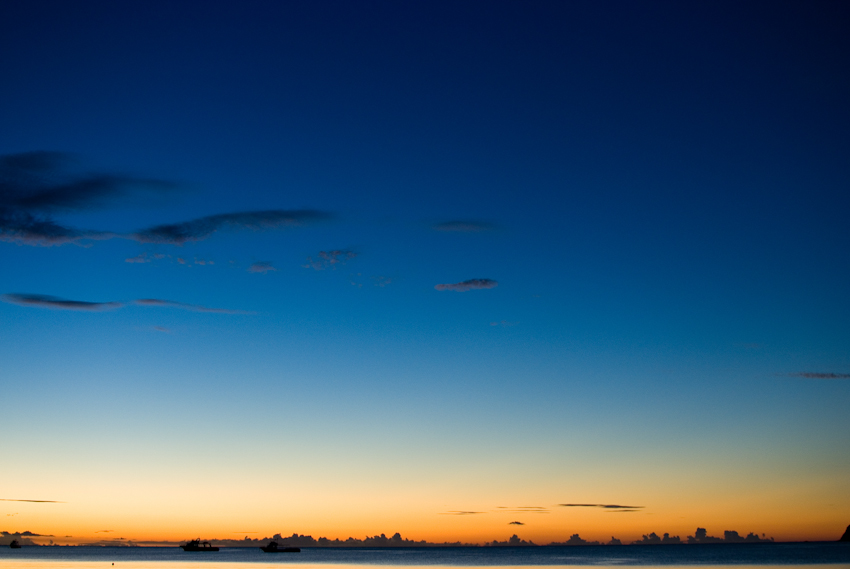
[1,0,849,546]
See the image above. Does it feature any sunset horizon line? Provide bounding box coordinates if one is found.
[5,525,850,548]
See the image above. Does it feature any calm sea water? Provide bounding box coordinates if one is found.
[1,544,849,569]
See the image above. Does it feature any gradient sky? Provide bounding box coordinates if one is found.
[1,0,849,545]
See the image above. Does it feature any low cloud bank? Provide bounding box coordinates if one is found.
[632,532,683,544]
[162,533,469,548]
[16,527,781,548]
[550,534,600,546]
[685,528,772,544]
[0,531,51,546]
[485,534,536,546]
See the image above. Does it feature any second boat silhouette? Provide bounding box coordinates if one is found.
[180,539,219,552]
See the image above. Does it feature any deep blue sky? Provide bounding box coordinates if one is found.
[1,0,849,544]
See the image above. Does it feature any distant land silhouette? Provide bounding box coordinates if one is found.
[1,531,42,546]
[17,526,850,547]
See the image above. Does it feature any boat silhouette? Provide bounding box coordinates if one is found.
[180,539,219,551]
[260,541,300,553]
[9,540,21,549]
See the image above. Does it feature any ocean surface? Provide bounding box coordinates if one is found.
[1,544,849,569]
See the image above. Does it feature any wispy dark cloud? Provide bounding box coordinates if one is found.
[133,210,330,245]
[134,298,253,315]
[789,372,850,379]
[1,294,122,311]
[2,293,250,315]
[559,503,644,511]
[304,249,357,270]
[247,261,277,274]
[440,511,486,515]
[508,521,524,525]
[0,151,172,245]
[433,220,496,232]
[1,152,330,247]
[435,278,498,292]
[495,506,549,514]
[0,498,63,503]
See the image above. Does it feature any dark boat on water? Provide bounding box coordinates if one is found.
[260,541,300,553]
[180,539,219,552]
[9,540,22,549]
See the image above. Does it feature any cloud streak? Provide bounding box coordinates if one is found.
[2,293,251,315]
[0,498,63,503]
[435,278,498,292]
[1,294,122,311]
[440,511,485,515]
[133,210,330,245]
[789,372,850,379]
[559,503,644,511]
[134,298,253,315]
[495,506,549,514]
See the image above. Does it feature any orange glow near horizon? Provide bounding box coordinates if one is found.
[9,498,848,546]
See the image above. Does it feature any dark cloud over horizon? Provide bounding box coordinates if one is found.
[435,278,498,292]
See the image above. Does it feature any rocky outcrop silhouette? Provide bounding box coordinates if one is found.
[840,525,850,542]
